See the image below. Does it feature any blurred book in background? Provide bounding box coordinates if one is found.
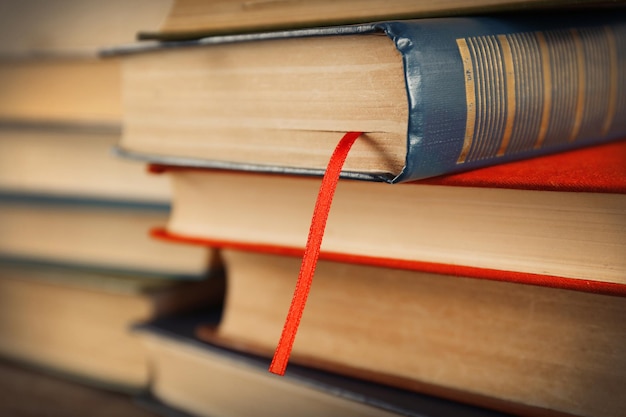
[0,0,222,404]
[0,262,224,391]
[0,357,162,417]
[0,0,172,57]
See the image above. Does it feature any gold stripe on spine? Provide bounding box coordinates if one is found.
[549,30,578,147]
[515,32,543,152]
[534,31,552,149]
[569,28,586,142]
[577,27,611,139]
[613,24,626,133]
[472,37,488,160]
[455,22,626,160]
[471,36,490,161]
[466,35,506,162]
[602,25,618,135]
[496,34,516,156]
[487,35,506,159]
[456,38,476,164]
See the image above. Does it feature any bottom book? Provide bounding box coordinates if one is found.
[198,249,626,417]
[0,261,224,392]
[135,312,510,417]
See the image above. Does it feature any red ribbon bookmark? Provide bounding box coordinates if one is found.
[269,131,362,375]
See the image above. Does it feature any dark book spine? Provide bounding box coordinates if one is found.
[387,15,626,182]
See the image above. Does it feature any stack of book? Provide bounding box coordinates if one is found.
[108,2,626,417]
[0,0,223,402]
[3,1,625,416]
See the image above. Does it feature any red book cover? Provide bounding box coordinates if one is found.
[420,139,626,193]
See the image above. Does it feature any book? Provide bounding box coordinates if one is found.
[0,261,224,391]
[0,56,121,126]
[0,195,213,278]
[150,0,618,39]
[194,248,626,417]
[0,358,161,417]
[0,48,215,276]
[0,124,170,203]
[135,311,512,417]
[0,54,177,203]
[0,0,172,57]
[149,140,626,285]
[116,12,626,182]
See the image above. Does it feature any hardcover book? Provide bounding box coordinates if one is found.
[150,140,626,285]
[117,12,626,182]
[196,248,626,417]
[0,195,214,278]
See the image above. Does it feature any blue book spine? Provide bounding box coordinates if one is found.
[381,14,626,182]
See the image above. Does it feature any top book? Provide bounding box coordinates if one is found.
[2,0,608,56]
[151,0,620,38]
[117,12,626,182]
